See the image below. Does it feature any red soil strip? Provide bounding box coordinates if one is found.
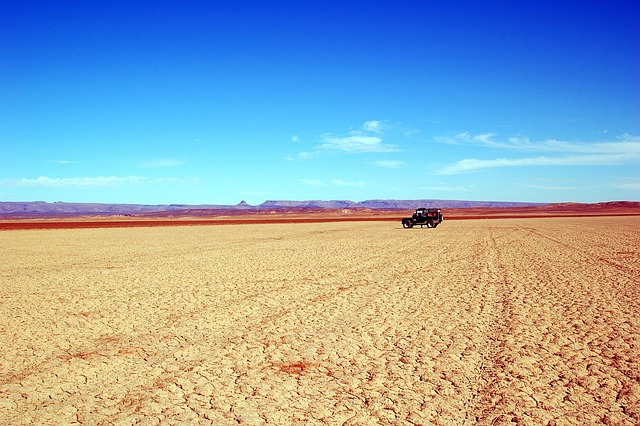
[0,217,397,230]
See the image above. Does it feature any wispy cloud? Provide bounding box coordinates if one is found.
[292,120,401,157]
[439,132,640,153]
[47,159,76,165]
[436,133,640,175]
[363,120,387,134]
[1,176,147,188]
[374,160,404,169]
[438,153,639,175]
[287,151,317,161]
[317,134,399,153]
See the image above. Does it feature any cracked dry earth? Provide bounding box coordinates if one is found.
[1,217,639,425]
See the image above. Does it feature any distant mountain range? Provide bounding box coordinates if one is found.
[1,199,547,218]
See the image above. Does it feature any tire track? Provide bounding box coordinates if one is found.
[471,219,640,425]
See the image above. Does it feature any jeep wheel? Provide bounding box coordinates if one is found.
[402,221,413,228]
[426,221,435,228]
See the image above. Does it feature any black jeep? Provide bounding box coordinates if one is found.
[401,208,443,228]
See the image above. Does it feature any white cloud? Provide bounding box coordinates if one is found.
[436,133,640,174]
[47,159,75,164]
[374,160,404,169]
[318,135,399,153]
[286,152,316,161]
[363,120,384,134]
[1,176,147,188]
[295,151,315,160]
[437,152,639,175]
[438,132,500,146]
[439,132,640,154]
[291,120,401,159]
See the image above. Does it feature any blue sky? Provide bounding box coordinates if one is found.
[2,0,639,205]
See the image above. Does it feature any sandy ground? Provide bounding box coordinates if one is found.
[1,217,639,425]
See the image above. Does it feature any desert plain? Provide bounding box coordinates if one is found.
[1,216,639,425]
